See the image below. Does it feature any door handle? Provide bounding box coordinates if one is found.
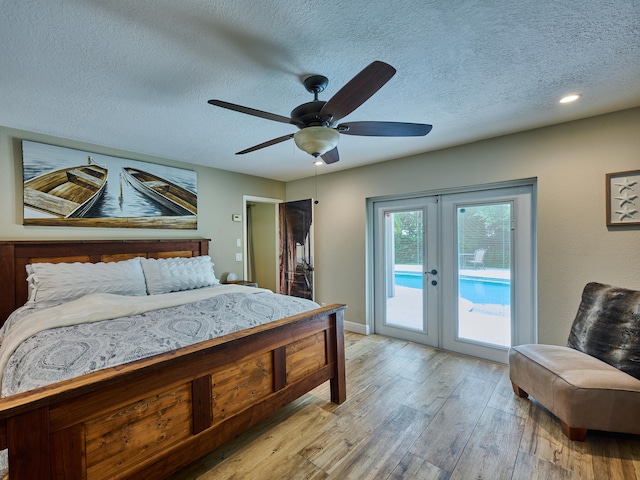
[425,269,437,275]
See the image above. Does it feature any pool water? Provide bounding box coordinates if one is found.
[394,272,510,305]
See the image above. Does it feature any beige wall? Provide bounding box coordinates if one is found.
[3,108,639,346]
[286,107,640,346]
[0,126,285,280]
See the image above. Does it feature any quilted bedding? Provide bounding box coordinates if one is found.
[0,284,320,396]
[0,285,319,476]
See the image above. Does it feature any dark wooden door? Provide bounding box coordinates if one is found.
[279,199,314,300]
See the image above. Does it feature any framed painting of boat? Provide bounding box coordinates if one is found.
[22,140,198,229]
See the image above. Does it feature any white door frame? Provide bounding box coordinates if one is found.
[242,195,282,289]
[366,179,537,360]
[372,196,440,346]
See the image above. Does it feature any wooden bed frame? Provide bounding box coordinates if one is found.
[0,239,346,479]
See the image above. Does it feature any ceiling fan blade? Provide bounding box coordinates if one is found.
[320,61,396,123]
[338,121,432,137]
[321,147,339,164]
[236,133,295,154]
[208,99,300,126]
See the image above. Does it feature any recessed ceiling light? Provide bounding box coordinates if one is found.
[559,94,581,104]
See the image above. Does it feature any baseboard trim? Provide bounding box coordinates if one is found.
[344,320,370,335]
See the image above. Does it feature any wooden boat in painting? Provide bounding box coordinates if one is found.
[122,167,197,215]
[23,160,108,218]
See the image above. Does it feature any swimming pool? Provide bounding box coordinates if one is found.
[394,271,510,305]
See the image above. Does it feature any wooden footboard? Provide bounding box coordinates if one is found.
[0,303,346,479]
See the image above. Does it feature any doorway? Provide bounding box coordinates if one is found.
[371,183,536,363]
[243,196,316,300]
[243,195,280,292]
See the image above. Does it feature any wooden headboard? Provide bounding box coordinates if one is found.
[0,238,210,326]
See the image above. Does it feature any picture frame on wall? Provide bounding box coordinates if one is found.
[606,170,640,226]
[22,140,197,229]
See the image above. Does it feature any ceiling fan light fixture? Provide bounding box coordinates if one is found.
[294,126,340,157]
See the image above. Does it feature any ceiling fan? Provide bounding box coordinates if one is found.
[207,61,432,164]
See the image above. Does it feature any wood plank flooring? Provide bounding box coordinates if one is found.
[169,332,640,479]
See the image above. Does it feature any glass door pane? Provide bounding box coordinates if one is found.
[457,203,512,347]
[385,210,424,330]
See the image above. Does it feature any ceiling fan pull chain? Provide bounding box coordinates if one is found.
[314,166,319,204]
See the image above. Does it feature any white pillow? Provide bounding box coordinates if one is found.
[140,255,219,295]
[26,257,147,305]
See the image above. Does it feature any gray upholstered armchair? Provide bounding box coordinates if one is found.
[509,282,640,440]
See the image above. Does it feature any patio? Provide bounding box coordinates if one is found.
[386,266,511,347]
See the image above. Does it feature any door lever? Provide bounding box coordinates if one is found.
[425,269,437,275]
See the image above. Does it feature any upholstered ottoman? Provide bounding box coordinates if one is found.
[509,282,640,440]
[509,344,640,440]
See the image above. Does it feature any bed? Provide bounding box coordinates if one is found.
[0,239,346,479]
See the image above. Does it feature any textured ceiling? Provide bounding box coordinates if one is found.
[1,0,639,181]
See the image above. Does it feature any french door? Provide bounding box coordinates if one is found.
[440,185,535,362]
[372,184,535,363]
[373,196,440,346]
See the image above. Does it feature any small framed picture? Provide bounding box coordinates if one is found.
[606,170,640,226]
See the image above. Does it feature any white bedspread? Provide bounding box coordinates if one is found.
[0,284,258,385]
[0,285,319,395]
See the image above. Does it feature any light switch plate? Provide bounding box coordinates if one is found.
[236,238,242,247]
[235,253,242,262]
[232,214,242,222]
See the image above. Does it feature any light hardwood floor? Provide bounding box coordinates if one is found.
[170,332,640,479]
